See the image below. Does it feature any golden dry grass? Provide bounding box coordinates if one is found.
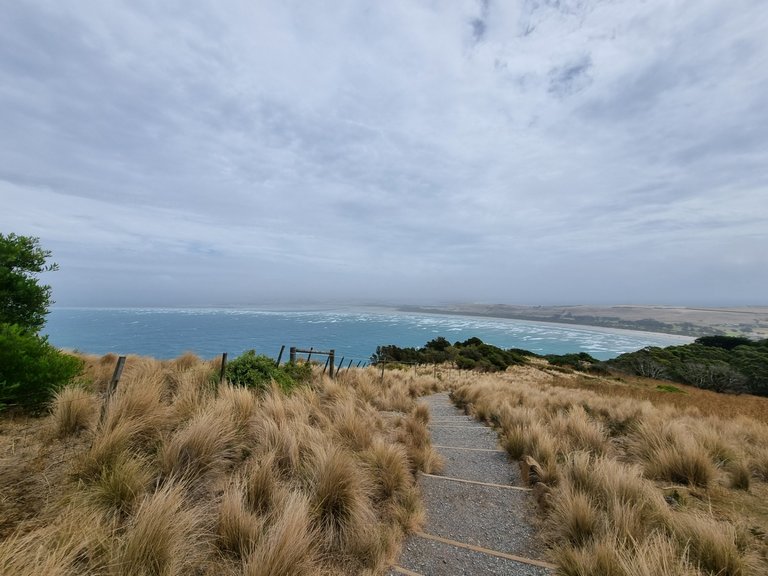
[451,363,768,575]
[13,351,765,574]
[0,355,450,575]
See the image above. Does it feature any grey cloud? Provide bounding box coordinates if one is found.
[1,0,767,307]
[548,55,592,97]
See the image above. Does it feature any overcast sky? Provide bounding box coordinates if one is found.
[2,1,767,307]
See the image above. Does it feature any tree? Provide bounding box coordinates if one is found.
[0,233,57,332]
[0,233,82,412]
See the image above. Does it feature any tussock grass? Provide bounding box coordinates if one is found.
[627,419,716,487]
[2,354,443,575]
[550,405,610,456]
[218,479,264,558]
[112,481,206,575]
[216,383,258,429]
[547,483,600,547]
[308,444,376,553]
[363,440,411,504]
[749,447,768,481]
[50,384,97,437]
[0,506,109,576]
[671,512,756,576]
[616,533,698,576]
[159,406,245,481]
[88,452,153,517]
[329,398,375,452]
[252,417,300,479]
[242,456,281,517]
[242,491,319,576]
[452,364,768,575]
[77,416,147,481]
[553,535,622,576]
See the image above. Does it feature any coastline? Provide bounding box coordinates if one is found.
[379,307,695,345]
[395,304,768,340]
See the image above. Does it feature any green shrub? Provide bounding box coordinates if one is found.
[281,360,312,384]
[0,323,84,412]
[372,336,530,371]
[225,350,309,392]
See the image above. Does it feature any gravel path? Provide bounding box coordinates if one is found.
[388,393,555,576]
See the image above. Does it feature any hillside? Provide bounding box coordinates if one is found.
[2,351,767,575]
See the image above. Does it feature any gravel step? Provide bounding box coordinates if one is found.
[430,425,501,450]
[434,446,523,486]
[391,393,554,574]
[389,534,553,576]
[419,475,543,560]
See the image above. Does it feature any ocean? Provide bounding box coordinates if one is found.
[43,307,692,363]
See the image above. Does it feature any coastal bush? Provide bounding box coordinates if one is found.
[0,323,83,412]
[225,350,309,392]
[608,338,768,396]
[371,336,529,371]
[0,234,84,412]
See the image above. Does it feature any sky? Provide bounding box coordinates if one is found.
[1,1,767,308]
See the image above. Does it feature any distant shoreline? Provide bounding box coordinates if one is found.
[395,304,768,340]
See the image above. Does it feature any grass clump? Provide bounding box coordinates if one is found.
[49,384,97,436]
[159,406,245,481]
[308,444,376,554]
[242,491,319,576]
[112,481,206,576]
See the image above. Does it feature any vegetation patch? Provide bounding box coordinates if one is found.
[608,336,768,397]
[0,353,449,575]
[1,233,83,412]
[656,384,685,393]
[371,336,530,371]
[451,365,768,575]
[225,350,311,392]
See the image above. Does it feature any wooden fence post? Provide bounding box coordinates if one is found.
[289,347,297,364]
[100,355,126,423]
[219,352,228,384]
[329,349,335,379]
[108,356,126,397]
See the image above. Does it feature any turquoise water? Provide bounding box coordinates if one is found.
[43,307,692,363]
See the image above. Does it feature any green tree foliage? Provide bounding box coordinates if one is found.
[0,233,57,332]
[0,233,83,412]
[694,335,754,350]
[0,323,83,412]
[371,337,530,372]
[609,338,768,397]
[225,350,311,392]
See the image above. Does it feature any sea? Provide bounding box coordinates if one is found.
[42,307,693,364]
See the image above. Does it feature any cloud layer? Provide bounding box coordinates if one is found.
[2,1,767,306]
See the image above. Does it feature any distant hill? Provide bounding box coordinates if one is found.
[399,304,768,339]
[606,336,768,397]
